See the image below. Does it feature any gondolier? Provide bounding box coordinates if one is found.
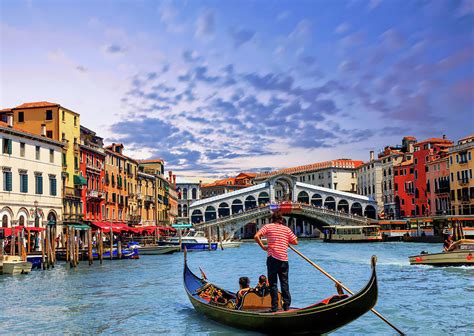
[254,211,298,312]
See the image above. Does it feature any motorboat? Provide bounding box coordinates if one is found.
[127,242,179,255]
[219,240,242,248]
[1,255,33,275]
[167,230,217,251]
[409,239,474,266]
[322,225,383,243]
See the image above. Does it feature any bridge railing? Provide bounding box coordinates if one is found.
[194,202,370,228]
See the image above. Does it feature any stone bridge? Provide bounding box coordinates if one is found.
[188,174,377,238]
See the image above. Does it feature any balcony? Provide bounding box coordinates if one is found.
[145,195,154,204]
[435,187,450,194]
[87,190,104,199]
[86,161,102,172]
[62,139,69,150]
[459,178,470,186]
[461,195,471,203]
[73,142,80,153]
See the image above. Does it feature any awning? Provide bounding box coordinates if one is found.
[90,221,130,233]
[128,226,159,234]
[66,223,91,230]
[74,174,87,186]
[0,226,46,236]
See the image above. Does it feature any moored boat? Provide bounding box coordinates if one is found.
[128,243,179,255]
[409,239,474,266]
[322,225,383,243]
[167,230,217,251]
[1,255,33,275]
[183,253,378,334]
[219,240,242,248]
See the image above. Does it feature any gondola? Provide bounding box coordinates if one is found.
[183,252,378,335]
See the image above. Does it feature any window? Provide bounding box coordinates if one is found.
[46,130,53,138]
[74,116,77,126]
[62,153,67,166]
[62,110,65,121]
[35,146,40,160]
[3,170,12,191]
[74,156,79,170]
[20,142,25,157]
[2,138,12,154]
[18,111,24,122]
[50,149,54,163]
[50,176,57,196]
[20,172,28,193]
[35,174,43,194]
[45,110,53,120]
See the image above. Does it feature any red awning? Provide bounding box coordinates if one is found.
[128,226,160,234]
[91,222,130,233]
[0,226,46,236]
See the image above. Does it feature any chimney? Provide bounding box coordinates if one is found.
[7,114,13,127]
[442,134,446,140]
[173,175,176,185]
[41,124,46,137]
[370,151,374,161]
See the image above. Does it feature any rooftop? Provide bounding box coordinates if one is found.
[255,159,363,178]
[0,121,63,147]
[14,101,60,109]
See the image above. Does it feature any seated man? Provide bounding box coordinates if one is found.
[254,274,270,297]
[235,277,251,308]
[443,235,454,252]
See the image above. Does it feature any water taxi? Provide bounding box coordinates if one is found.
[166,230,217,251]
[322,225,383,243]
[409,239,474,266]
[0,255,33,275]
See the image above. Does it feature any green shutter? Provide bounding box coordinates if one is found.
[21,174,28,193]
[7,139,12,154]
[36,175,43,194]
[50,178,57,196]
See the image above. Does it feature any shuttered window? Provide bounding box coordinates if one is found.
[35,175,43,194]
[3,171,12,191]
[20,173,28,193]
[50,176,57,196]
[2,138,12,154]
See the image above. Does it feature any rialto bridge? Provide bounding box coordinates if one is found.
[188,174,377,238]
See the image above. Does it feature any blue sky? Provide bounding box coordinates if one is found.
[1,0,473,177]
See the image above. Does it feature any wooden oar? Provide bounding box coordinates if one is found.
[289,245,405,335]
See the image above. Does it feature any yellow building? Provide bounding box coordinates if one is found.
[1,102,84,224]
[448,134,474,215]
[138,160,169,226]
[137,171,156,225]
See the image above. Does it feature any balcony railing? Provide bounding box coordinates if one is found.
[459,178,470,186]
[86,162,102,172]
[435,187,450,194]
[461,196,471,203]
[87,190,104,199]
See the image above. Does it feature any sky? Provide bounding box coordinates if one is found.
[1,0,473,177]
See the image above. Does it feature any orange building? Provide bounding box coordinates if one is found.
[200,172,256,198]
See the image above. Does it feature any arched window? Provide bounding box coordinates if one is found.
[2,215,8,228]
[192,188,197,199]
[183,188,188,200]
[19,216,25,226]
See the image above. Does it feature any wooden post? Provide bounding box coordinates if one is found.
[51,225,56,265]
[65,227,69,262]
[178,228,182,252]
[218,226,224,250]
[109,226,113,260]
[20,229,27,261]
[10,231,15,256]
[117,240,122,259]
[69,227,74,268]
[99,229,103,264]
[75,229,80,267]
[45,226,51,269]
[207,227,212,251]
[41,229,46,270]
[88,229,93,265]
[27,229,31,253]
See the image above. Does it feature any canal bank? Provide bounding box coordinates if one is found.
[1,241,472,335]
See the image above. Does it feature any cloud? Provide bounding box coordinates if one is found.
[380,28,405,50]
[230,28,255,48]
[104,43,125,54]
[159,2,185,33]
[196,10,215,38]
[243,72,294,91]
[456,0,474,17]
[335,22,350,34]
[339,59,359,73]
[368,0,381,11]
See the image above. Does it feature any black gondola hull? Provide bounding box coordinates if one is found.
[184,256,378,335]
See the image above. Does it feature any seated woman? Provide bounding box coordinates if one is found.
[443,235,454,252]
[235,277,251,308]
[254,274,270,297]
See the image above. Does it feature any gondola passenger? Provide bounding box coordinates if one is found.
[235,277,251,308]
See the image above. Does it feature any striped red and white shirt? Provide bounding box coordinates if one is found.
[258,223,297,261]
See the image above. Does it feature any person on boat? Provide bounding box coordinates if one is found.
[254,211,298,312]
[443,235,454,252]
[254,274,270,296]
[235,276,251,307]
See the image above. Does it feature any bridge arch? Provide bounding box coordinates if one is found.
[244,195,257,210]
[311,194,323,207]
[324,196,336,210]
[205,206,217,221]
[191,209,203,224]
[337,199,349,213]
[351,202,363,216]
[231,199,243,214]
[364,205,376,219]
[218,202,230,218]
[258,192,270,205]
[297,191,310,204]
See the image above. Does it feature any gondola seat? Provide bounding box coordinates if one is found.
[239,291,282,310]
[311,294,349,308]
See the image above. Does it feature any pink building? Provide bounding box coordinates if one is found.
[426,155,450,216]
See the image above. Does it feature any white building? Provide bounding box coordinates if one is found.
[0,117,63,231]
[356,151,384,211]
[175,176,207,223]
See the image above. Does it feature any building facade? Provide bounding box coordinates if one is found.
[413,137,453,216]
[137,171,156,226]
[393,159,415,218]
[80,126,105,222]
[356,151,383,211]
[448,134,474,215]
[138,160,168,225]
[176,177,202,223]
[426,156,450,216]
[1,102,84,225]
[254,160,362,195]
[1,119,63,230]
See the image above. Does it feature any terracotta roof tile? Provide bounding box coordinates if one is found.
[0,121,63,146]
[255,159,363,178]
[415,137,453,145]
[14,101,59,109]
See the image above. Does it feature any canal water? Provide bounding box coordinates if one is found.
[1,241,472,335]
